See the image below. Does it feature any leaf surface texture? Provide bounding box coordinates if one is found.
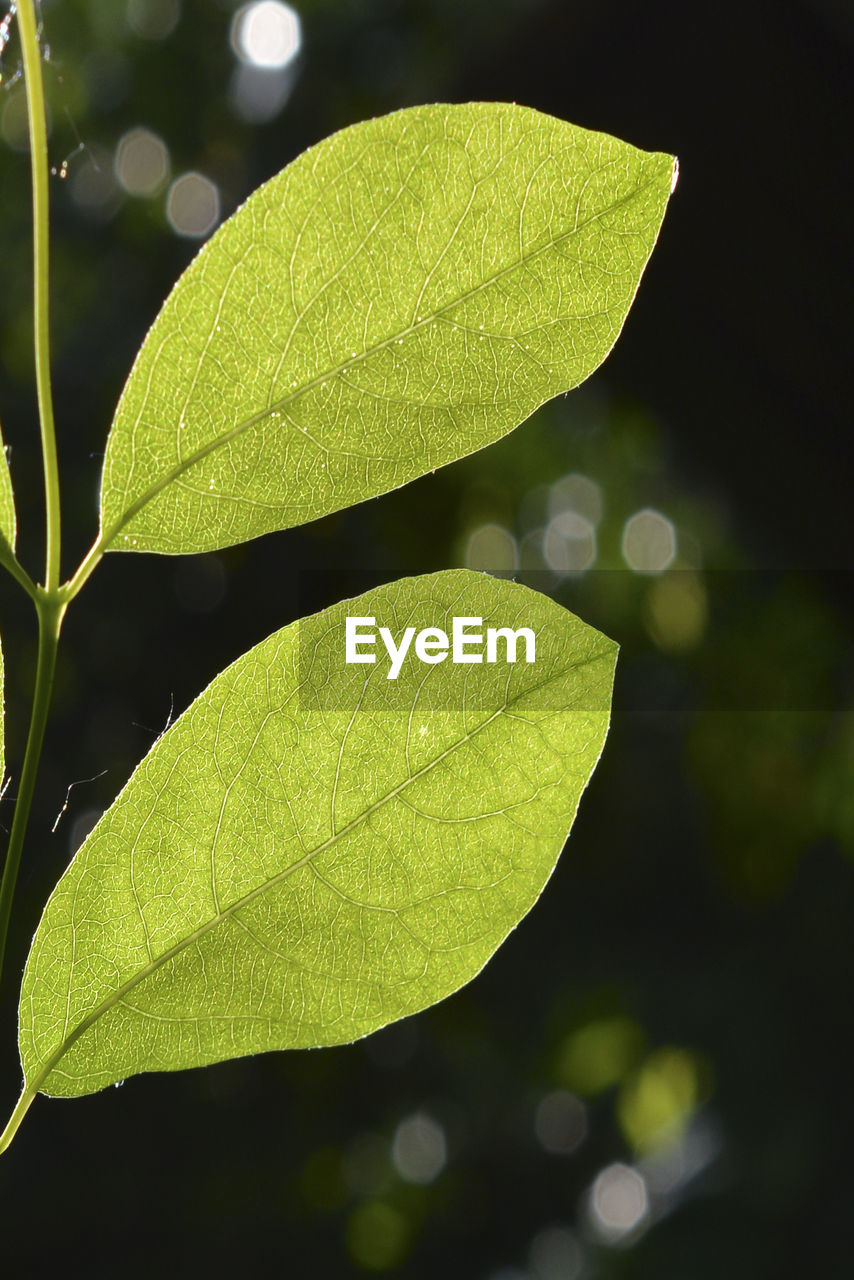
[100,102,675,553]
[21,570,616,1096]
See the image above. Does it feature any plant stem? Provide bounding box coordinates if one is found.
[0,533,39,602]
[61,533,103,604]
[18,0,61,591]
[0,0,66,993]
[0,594,64,987]
[0,1085,36,1156]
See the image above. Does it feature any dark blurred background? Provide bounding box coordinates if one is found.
[1,0,853,1275]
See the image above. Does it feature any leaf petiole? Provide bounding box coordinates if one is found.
[57,533,104,605]
[0,531,39,601]
[0,1086,36,1156]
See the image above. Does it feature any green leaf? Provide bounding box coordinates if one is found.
[20,570,616,1098]
[100,102,675,554]
[0,419,15,552]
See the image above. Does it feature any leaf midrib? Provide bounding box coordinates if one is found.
[100,172,662,551]
[29,644,614,1091]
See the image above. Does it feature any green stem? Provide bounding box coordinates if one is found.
[0,533,39,602]
[0,594,64,987]
[18,0,61,591]
[0,12,65,1154]
[0,0,65,973]
[0,1085,36,1156]
[60,533,103,604]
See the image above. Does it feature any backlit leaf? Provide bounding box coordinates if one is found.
[20,570,616,1097]
[0,420,15,551]
[100,102,675,554]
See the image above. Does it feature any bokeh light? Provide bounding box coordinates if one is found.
[588,1163,649,1244]
[556,1016,644,1095]
[126,0,181,41]
[638,1116,721,1202]
[345,1200,410,1271]
[533,1089,587,1155]
[543,512,596,574]
[166,172,220,237]
[465,522,518,573]
[231,2,302,69]
[70,144,122,220]
[617,1048,705,1154]
[529,1225,583,1280]
[547,472,602,526]
[1,89,30,152]
[622,508,677,573]
[114,127,170,197]
[229,62,296,124]
[644,571,708,651]
[516,529,545,571]
[391,1111,447,1184]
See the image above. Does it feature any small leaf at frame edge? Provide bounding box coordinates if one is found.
[1,420,16,799]
[100,102,675,554]
[0,420,15,551]
[20,570,617,1098]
